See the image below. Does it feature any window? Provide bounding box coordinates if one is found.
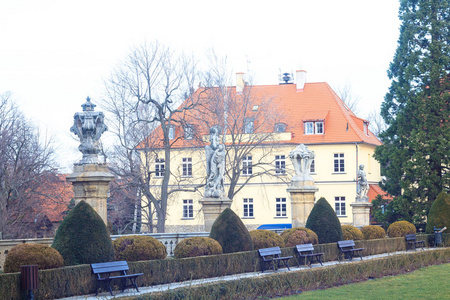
[168,125,175,140]
[275,123,286,133]
[335,196,346,216]
[304,121,324,135]
[183,199,193,218]
[363,121,369,136]
[243,198,254,217]
[315,122,324,134]
[275,155,286,175]
[182,157,192,176]
[155,158,165,177]
[334,153,345,173]
[244,118,254,134]
[304,122,314,134]
[242,156,253,175]
[276,197,287,217]
[310,159,316,173]
[184,124,194,139]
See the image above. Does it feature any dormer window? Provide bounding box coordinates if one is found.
[168,125,175,140]
[304,121,324,135]
[184,124,194,139]
[244,118,254,134]
[363,121,369,136]
[274,123,286,133]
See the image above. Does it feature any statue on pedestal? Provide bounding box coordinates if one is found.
[356,164,369,201]
[205,127,225,198]
[289,144,315,181]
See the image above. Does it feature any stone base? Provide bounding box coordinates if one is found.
[287,180,318,228]
[350,201,372,228]
[199,197,232,232]
[66,163,114,224]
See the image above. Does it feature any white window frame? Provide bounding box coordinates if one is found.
[168,125,175,140]
[242,155,253,175]
[276,197,287,217]
[182,157,192,177]
[155,158,165,177]
[244,118,254,134]
[275,123,286,133]
[335,196,346,216]
[315,121,324,134]
[363,122,369,136]
[304,122,314,134]
[243,198,254,217]
[310,159,316,173]
[275,155,286,175]
[183,199,193,219]
[334,153,345,173]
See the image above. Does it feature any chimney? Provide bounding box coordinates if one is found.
[296,70,307,92]
[236,72,245,93]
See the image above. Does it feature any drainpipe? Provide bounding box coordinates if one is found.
[355,143,359,194]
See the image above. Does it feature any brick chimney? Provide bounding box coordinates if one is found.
[296,70,307,92]
[236,72,245,93]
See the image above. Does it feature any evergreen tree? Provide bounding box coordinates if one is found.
[306,197,343,244]
[375,0,450,224]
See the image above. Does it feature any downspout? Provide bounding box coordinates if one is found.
[355,142,359,195]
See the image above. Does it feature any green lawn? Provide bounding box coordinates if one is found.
[279,263,450,299]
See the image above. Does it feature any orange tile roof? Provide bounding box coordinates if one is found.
[141,82,382,149]
[368,184,393,202]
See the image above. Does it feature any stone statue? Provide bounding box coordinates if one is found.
[356,164,369,201]
[289,144,315,181]
[205,127,225,198]
[70,97,108,164]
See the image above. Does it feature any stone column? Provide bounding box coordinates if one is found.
[199,198,232,232]
[350,200,372,228]
[287,180,318,228]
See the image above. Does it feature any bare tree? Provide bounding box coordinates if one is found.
[337,82,361,114]
[366,108,387,138]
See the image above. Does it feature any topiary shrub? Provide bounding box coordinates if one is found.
[174,237,223,259]
[306,197,343,244]
[209,208,253,253]
[360,225,386,240]
[280,227,318,247]
[113,235,166,261]
[4,243,64,273]
[425,191,450,234]
[52,200,114,266]
[249,230,284,250]
[387,220,416,237]
[341,225,364,240]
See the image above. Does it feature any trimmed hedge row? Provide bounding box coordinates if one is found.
[0,234,445,299]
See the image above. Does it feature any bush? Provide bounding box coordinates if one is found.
[426,191,450,234]
[280,227,318,247]
[387,220,416,237]
[341,225,364,240]
[249,230,284,250]
[361,225,386,240]
[4,243,64,273]
[52,200,114,266]
[174,237,223,259]
[209,208,253,253]
[306,197,343,243]
[113,235,166,261]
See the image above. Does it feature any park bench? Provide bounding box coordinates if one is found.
[91,261,143,296]
[258,246,293,273]
[337,240,365,261]
[295,243,324,267]
[405,234,425,251]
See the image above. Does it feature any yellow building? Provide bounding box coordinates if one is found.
[141,71,384,233]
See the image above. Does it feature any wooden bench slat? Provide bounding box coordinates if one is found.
[91,261,142,296]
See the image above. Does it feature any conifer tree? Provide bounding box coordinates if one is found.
[375,0,450,224]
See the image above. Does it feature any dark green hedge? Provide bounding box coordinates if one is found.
[0,234,446,299]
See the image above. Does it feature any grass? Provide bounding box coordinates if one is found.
[279,263,450,299]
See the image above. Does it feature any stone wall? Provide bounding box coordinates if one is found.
[0,238,53,272]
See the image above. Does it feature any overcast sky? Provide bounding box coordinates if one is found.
[0,0,401,172]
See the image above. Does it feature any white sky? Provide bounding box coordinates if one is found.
[0,0,400,172]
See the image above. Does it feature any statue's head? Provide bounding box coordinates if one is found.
[359,164,364,170]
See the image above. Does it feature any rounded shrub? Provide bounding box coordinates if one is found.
[249,230,284,250]
[280,227,318,247]
[341,225,364,240]
[52,200,114,266]
[387,221,416,237]
[113,235,166,261]
[360,225,386,240]
[174,237,222,259]
[425,191,450,234]
[306,197,343,244]
[4,243,64,273]
[209,208,253,253]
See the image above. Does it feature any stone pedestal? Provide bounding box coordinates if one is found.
[350,200,372,228]
[66,163,114,224]
[287,180,318,228]
[199,197,232,232]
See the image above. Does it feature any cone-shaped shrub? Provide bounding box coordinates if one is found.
[425,191,450,234]
[209,208,253,253]
[387,220,416,237]
[174,237,222,258]
[306,197,343,244]
[280,227,318,247]
[113,235,166,261]
[341,225,364,240]
[52,200,114,265]
[361,225,386,240]
[249,230,284,250]
[4,243,64,273]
